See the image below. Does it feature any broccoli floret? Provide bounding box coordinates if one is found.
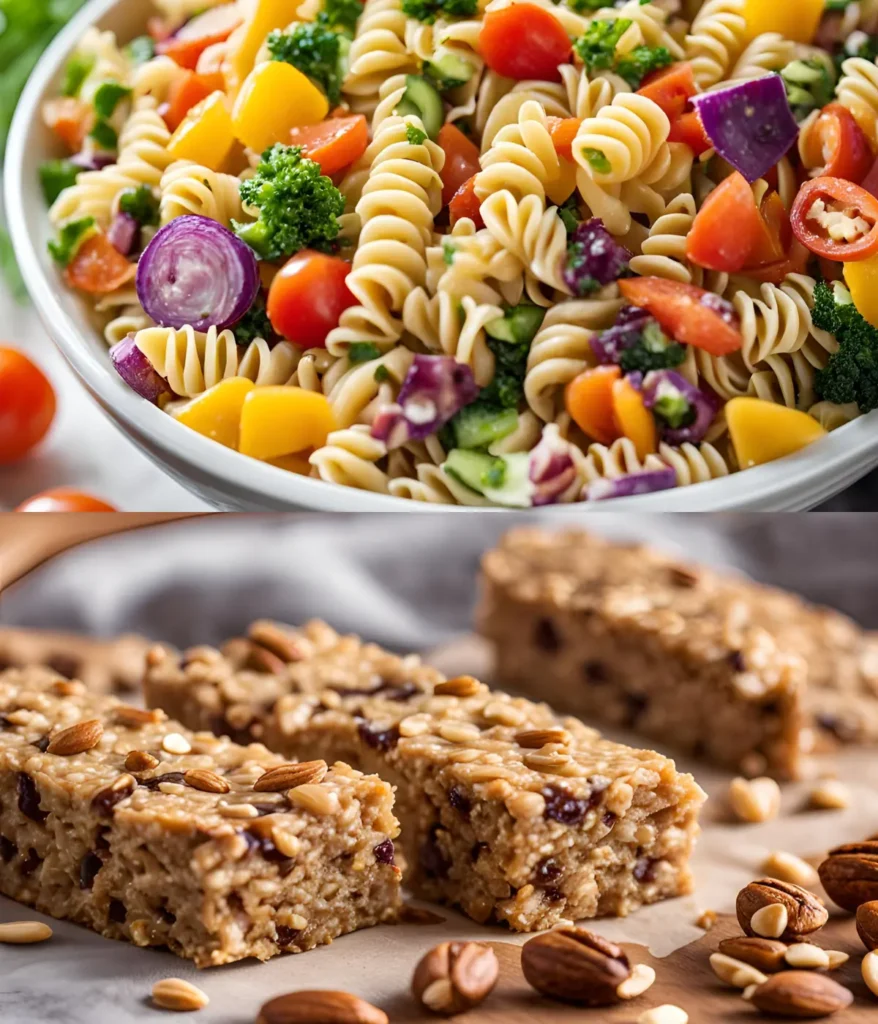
[317,0,364,33]
[574,18,670,87]
[349,342,382,362]
[618,321,686,374]
[234,292,278,344]
[614,44,673,88]
[401,0,476,25]
[558,194,582,235]
[233,144,345,262]
[837,29,878,75]
[267,24,345,103]
[813,280,878,412]
[118,185,159,226]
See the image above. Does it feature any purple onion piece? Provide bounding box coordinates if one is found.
[691,75,799,183]
[371,355,479,450]
[71,150,115,172]
[563,218,632,297]
[590,306,653,364]
[529,424,578,506]
[107,212,140,256]
[586,468,677,502]
[110,334,173,404]
[136,216,259,332]
[642,369,719,445]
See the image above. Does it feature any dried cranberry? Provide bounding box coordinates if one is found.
[543,887,565,903]
[80,852,103,890]
[602,812,617,828]
[17,773,48,823]
[582,660,610,684]
[34,736,50,753]
[448,787,471,820]
[158,905,176,925]
[20,848,41,875]
[471,842,489,862]
[138,772,186,791]
[92,776,136,817]
[533,857,562,884]
[542,784,589,826]
[373,839,395,866]
[634,857,658,883]
[356,718,400,751]
[0,836,16,862]
[534,618,561,653]
[276,925,301,947]
[95,826,111,851]
[108,899,127,923]
[419,825,450,880]
[728,650,746,672]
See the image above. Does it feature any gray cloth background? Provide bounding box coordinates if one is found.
[0,514,874,649]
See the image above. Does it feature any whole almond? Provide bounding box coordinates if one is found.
[736,879,827,941]
[747,971,853,1017]
[115,705,164,728]
[125,750,159,772]
[255,761,327,792]
[857,901,878,951]
[434,676,483,698]
[256,991,388,1024]
[248,621,306,664]
[184,769,230,794]
[412,941,499,1015]
[718,936,788,973]
[151,978,209,1011]
[521,927,631,1006]
[818,842,878,911]
[47,719,103,756]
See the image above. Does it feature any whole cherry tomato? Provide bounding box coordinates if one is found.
[267,250,356,348]
[478,4,571,82]
[0,348,56,464]
[16,488,117,512]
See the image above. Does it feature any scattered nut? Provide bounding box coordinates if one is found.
[161,732,192,755]
[255,991,388,1024]
[125,750,159,772]
[184,769,230,794]
[818,842,878,912]
[515,728,571,749]
[718,937,788,974]
[617,965,656,1000]
[784,944,830,970]
[729,777,781,823]
[857,901,878,950]
[863,949,878,997]
[520,927,631,1006]
[46,718,103,756]
[255,760,328,792]
[0,921,53,944]
[751,904,789,939]
[637,1006,688,1024]
[709,952,768,989]
[433,676,483,698]
[737,879,828,941]
[746,972,853,1017]
[151,978,209,1011]
[695,909,717,930]
[809,781,850,811]
[762,851,819,889]
[411,941,499,1015]
[826,951,849,970]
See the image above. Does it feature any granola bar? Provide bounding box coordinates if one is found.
[477,529,878,779]
[0,667,400,966]
[144,621,705,932]
[0,627,150,694]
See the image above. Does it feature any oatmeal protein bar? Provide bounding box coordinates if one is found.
[145,620,705,932]
[0,668,401,966]
[477,529,878,779]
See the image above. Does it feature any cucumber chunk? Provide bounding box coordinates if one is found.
[396,75,444,138]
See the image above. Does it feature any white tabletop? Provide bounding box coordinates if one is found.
[0,271,208,513]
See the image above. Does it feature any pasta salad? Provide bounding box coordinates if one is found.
[38,0,878,506]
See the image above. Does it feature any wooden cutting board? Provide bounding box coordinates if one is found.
[385,914,874,1022]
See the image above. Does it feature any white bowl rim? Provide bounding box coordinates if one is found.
[7,0,878,512]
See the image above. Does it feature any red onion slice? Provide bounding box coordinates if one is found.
[107,212,140,256]
[136,216,259,332]
[586,467,677,501]
[110,334,173,403]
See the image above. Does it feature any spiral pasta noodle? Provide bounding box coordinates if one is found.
[309,425,391,491]
[684,0,747,88]
[342,0,421,113]
[836,57,878,140]
[159,161,245,227]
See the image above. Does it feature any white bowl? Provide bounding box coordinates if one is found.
[7,0,878,511]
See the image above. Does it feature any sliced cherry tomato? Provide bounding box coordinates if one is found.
[791,176,878,262]
[290,115,369,176]
[267,250,356,348]
[801,103,873,183]
[637,62,697,122]
[747,190,790,269]
[162,70,225,131]
[565,365,621,445]
[16,488,117,512]
[743,239,810,284]
[448,175,484,228]
[0,348,56,464]
[686,172,763,272]
[42,97,92,152]
[479,4,571,82]
[547,116,581,163]
[438,123,481,207]
[618,278,743,357]
[158,7,241,70]
[64,234,136,295]
[159,27,234,69]
[668,110,712,157]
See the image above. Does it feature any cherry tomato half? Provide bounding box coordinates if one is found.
[637,62,697,122]
[478,4,571,82]
[546,116,581,163]
[801,103,873,183]
[15,488,117,512]
[438,123,481,207]
[267,250,356,348]
[686,172,763,273]
[64,234,137,294]
[618,277,743,357]
[448,175,484,228]
[290,115,369,177]
[0,348,56,464]
[791,176,878,262]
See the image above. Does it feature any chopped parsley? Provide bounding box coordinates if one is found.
[401,0,477,25]
[48,216,96,266]
[93,81,131,118]
[405,123,428,145]
[349,342,381,362]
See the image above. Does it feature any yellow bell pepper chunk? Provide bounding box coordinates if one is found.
[174,377,255,450]
[167,92,236,172]
[844,257,878,329]
[239,387,336,460]
[232,61,329,152]
[227,0,308,94]
[727,397,827,470]
[268,451,314,474]
[611,376,657,461]
[741,0,825,44]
